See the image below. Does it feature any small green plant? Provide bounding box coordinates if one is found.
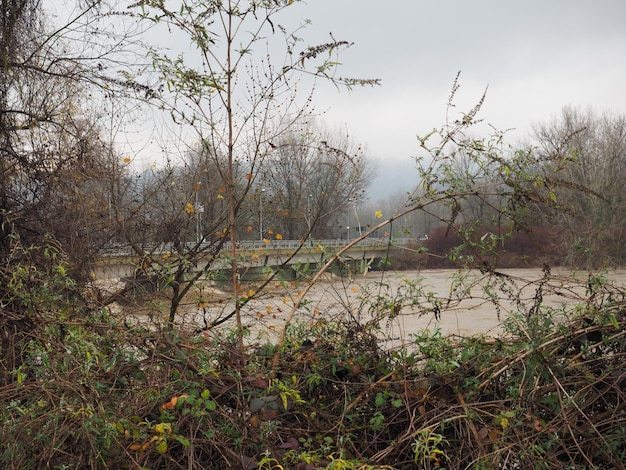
[412,428,449,469]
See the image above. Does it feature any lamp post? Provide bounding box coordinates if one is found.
[306,194,312,246]
[259,188,266,241]
[353,198,362,237]
[195,182,204,244]
[348,197,362,238]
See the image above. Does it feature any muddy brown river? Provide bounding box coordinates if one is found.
[132,268,626,346]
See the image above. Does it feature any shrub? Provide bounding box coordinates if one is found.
[2,242,625,468]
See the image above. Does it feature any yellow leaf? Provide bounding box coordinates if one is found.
[263,238,270,244]
[247,225,253,232]
[375,210,383,219]
[154,423,172,434]
[267,229,274,235]
[185,203,194,214]
[245,173,253,180]
[123,156,131,164]
[217,194,224,199]
[548,190,557,203]
[275,233,283,240]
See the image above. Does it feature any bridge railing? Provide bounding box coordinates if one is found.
[101,238,418,258]
[225,238,416,250]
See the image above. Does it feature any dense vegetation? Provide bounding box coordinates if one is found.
[2,239,626,468]
[2,1,626,469]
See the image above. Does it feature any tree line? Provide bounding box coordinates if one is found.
[2,0,626,318]
[2,2,626,468]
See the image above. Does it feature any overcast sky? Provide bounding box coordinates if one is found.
[52,1,623,200]
[273,1,626,199]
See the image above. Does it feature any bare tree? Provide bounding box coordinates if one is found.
[126,0,379,346]
[260,119,375,240]
[0,0,152,273]
[533,106,626,267]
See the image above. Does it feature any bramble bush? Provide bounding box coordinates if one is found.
[1,236,625,468]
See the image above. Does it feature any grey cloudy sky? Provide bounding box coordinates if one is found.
[275,1,626,198]
[51,0,622,199]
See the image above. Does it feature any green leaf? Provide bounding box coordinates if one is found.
[155,439,168,454]
[375,392,385,407]
[174,435,190,448]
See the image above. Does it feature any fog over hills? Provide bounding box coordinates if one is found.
[368,158,418,202]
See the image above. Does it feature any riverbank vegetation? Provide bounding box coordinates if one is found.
[2,1,626,468]
[2,239,625,468]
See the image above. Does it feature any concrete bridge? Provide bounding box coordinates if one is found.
[95,238,416,284]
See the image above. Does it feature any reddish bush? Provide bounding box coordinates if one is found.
[416,225,566,269]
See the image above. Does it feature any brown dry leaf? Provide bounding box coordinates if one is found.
[279,436,299,450]
[161,394,188,410]
[243,375,268,389]
[262,407,279,420]
[247,414,260,428]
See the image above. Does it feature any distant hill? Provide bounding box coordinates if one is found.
[369,157,417,201]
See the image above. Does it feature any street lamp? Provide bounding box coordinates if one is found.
[353,198,362,238]
[259,188,266,241]
[349,197,362,238]
[306,194,312,246]
[195,182,204,243]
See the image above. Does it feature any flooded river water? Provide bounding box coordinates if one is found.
[115,268,626,346]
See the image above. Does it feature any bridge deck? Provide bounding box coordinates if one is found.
[94,238,418,280]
